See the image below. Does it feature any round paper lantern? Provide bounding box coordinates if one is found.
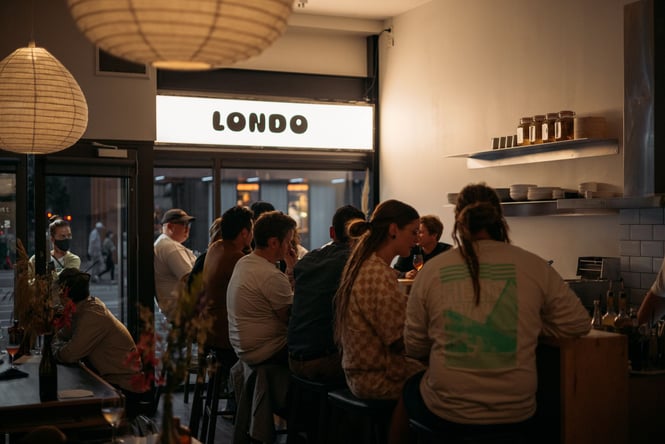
[0,42,88,155]
[67,0,294,70]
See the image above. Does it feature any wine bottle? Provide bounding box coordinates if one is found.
[591,299,602,329]
[39,334,58,402]
[614,289,632,333]
[601,283,616,331]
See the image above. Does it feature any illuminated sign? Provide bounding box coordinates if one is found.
[156,95,373,150]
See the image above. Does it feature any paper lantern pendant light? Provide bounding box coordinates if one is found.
[67,0,294,71]
[0,42,88,155]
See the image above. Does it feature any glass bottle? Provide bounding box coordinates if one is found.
[555,110,576,141]
[39,334,58,402]
[614,290,632,333]
[516,117,532,146]
[591,299,602,329]
[601,284,616,331]
[529,115,545,144]
[541,112,558,143]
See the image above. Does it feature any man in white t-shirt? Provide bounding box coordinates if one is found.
[638,258,665,325]
[154,208,196,320]
[227,210,298,365]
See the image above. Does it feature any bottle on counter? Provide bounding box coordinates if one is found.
[601,283,616,331]
[529,114,546,144]
[614,288,632,333]
[516,117,532,146]
[541,112,558,143]
[591,299,603,329]
[555,110,576,141]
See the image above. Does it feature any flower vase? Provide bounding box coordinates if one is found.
[39,334,58,402]
[159,392,179,444]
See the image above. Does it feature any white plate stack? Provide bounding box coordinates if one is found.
[527,186,558,201]
[509,184,536,201]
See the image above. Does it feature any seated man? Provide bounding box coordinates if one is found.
[202,206,253,365]
[227,210,297,366]
[393,214,452,278]
[52,268,148,418]
[287,205,365,383]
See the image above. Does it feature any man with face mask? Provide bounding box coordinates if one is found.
[30,216,81,274]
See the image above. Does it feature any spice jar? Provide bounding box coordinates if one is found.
[516,117,532,146]
[541,112,558,143]
[555,110,576,141]
[529,115,545,144]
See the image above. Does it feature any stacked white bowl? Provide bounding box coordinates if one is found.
[509,184,536,201]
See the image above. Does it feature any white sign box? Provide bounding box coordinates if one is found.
[156,95,374,150]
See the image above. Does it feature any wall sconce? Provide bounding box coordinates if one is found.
[67,0,294,71]
[0,42,88,155]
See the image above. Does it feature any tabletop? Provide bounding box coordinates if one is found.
[0,355,120,433]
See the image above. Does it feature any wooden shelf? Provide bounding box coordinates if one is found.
[448,138,619,169]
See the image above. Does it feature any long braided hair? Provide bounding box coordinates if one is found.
[452,183,511,306]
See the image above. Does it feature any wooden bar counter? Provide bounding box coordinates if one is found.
[536,329,629,444]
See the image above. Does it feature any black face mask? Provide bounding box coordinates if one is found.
[54,238,70,252]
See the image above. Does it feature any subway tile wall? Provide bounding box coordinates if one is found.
[620,208,665,308]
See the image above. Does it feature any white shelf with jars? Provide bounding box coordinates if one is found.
[447,138,619,169]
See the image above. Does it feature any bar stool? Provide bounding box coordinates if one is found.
[286,373,346,444]
[189,349,236,444]
[327,388,396,444]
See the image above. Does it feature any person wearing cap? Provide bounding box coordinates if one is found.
[87,221,105,282]
[52,268,147,418]
[154,208,197,320]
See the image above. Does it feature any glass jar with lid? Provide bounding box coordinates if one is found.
[516,117,532,146]
[529,115,545,144]
[555,110,576,141]
[541,112,558,143]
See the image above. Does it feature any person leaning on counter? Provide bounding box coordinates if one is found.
[637,258,665,325]
[52,268,148,418]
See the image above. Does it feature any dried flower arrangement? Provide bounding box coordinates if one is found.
[13,239,75,350]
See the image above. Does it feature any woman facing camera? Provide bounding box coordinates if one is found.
[402,183,590,442]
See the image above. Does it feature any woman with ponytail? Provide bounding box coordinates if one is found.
[334,199,425,401]
[401,183,590,442]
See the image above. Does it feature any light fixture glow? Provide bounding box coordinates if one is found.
[201,176,213,182]
[289,178,304,183]
[155,175,166,181]
[247,177,260,183]
[67,0,294,71]
[0,42,88,155]
[331,178,346,184]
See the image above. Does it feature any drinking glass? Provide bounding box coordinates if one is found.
[412,252,424,272]
[101,392,125,443]
[4,327,20,369]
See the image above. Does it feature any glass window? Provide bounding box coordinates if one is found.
[0,173,16,324]
[154,167,214,256]
[221,168,367,250]
[41,176,129,322]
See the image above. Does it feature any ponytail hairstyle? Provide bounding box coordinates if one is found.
[334,199,419,346]
[452,183,510,305]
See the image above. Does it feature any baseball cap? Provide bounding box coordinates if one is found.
[161,208,196,225]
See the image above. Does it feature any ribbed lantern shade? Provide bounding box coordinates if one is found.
[0,42,88,155]
[67,0,294,70]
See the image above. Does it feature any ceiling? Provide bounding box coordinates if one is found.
[292,0,431,20]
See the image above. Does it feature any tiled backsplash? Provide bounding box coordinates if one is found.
[620,208,665,308]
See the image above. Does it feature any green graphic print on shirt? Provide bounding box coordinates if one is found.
[439,263,517,370]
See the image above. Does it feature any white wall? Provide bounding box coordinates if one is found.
[379,0,630,278]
